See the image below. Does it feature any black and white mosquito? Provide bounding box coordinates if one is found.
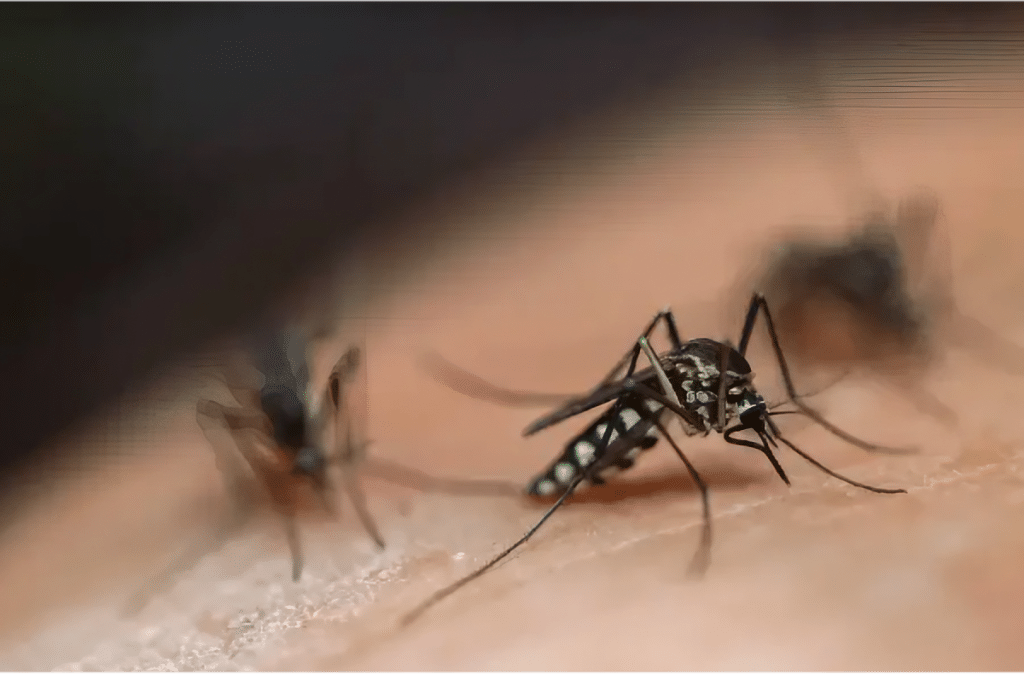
[123,329,384,615]
[401,293,908,625]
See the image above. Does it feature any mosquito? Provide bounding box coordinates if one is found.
[766,66,1024,422]
[122,329,384,616]
[400,293,908,625]
[754,190,1024,424]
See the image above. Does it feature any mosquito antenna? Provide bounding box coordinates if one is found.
[764,416,905,494]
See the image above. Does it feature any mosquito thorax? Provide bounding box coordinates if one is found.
[260,385,307,450]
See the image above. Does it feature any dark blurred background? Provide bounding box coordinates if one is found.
[1,2,1018,486]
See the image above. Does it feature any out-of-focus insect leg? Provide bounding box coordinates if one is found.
[327,346,386,550]
[637,335,712,577]
[282,504,304,582]
[340,453,386,550]
[124,400,269,616]
[195,399,269,502]
[198,396,313,578]
[740,293,914,455]
[121,505,251,618]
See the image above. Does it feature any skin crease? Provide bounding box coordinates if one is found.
[6,48,1024,671]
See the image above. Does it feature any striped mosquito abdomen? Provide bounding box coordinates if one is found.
[526,392,665,496]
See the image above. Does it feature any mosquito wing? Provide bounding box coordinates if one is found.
[523,363,668,437]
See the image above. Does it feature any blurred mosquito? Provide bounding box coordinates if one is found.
[762,65,1024,424]
[752,190,1024,424]
[401,293,907,625]
[122,329,383,615]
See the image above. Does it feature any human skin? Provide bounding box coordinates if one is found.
[3,56,1024,671]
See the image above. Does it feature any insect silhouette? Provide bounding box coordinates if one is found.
[752,190,1024,425]
[123,329,384,615]
[757,64,1024,424]
[401,293,907,625]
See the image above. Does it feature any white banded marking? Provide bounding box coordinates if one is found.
[574,440,597,467]
[534,479,557,496]
[619,407,642,430]
[554,462,576,484]
[594,423,619,445]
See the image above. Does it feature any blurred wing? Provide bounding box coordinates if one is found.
[522,364,666,436]
[323,332,370,469]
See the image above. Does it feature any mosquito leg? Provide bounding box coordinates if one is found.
[323,345,387,549]
[883,374,958,427]
[638,337,675,404]
[637,334,698,439]
[746,293,914,455]
[623,381,705,431]
[198,398,315,583]
[418,351,580,408]
[766,369,852,411]
[328,346,362,408]
[340,464,386,550]
[765,417,906,494]
[283,516,304,581]
[597,309,684,388]
[611,345,712,575]
[401,345,649,627]
[195,399,268,504]
[127,396,269,615]
[425,310,685,436]
[399,404,627,627]
[737,292,763,357]
[399,469,588,627]
[650,416,712,577]
[122,506,251,618]
[417,310,679,411]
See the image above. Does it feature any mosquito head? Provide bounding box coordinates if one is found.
[732,386,768,432]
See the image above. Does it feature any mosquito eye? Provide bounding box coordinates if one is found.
[738,398,766,427]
